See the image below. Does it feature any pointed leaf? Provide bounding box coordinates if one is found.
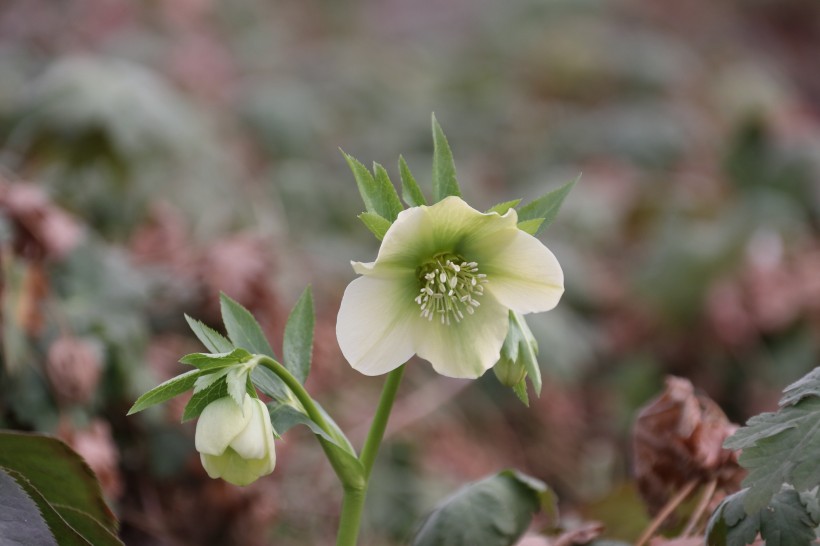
[372,162,404,221]
[431,114,462,202]
[219,293,276,359]
[184,315,233,353]
[0,468,57,546]
[512,379,529,407]
[517,177,578,235]
[127,369,201,415]
[517,218,544,236]
[358,212,391,241]
[342,152,402,222]
[0,432,118,535]
[179,348,252,370]
[486,199,522,215]
[411,470,552,546]
[283,287,314,384]
[780,367,820,407]
[399,155,427,207]
[182,377,254,422]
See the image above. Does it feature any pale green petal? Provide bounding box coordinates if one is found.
[200,452,228,479]
[371,196,516,271]
[231,399,273,460]
[337,275,417,375]
[203,449,272,486]
[481,229,564,314]
[195,396,251,456]
[414,292,510,378]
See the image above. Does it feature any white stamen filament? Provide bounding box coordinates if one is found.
[415,255,488,326]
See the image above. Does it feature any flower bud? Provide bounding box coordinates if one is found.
[195,396,276,486]
[492,312,539,388]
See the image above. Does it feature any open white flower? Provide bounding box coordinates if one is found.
[337,196,564,379]
[195,395,276,486]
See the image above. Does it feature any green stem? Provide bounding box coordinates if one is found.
[256,356,363,490]
[336,365,406,546]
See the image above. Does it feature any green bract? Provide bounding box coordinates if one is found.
[195,395,276,486]
[337,196,564,379]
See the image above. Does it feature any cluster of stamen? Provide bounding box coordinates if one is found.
[414,254,487,325]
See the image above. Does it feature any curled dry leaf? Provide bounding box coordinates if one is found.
[632,376,744,516]
[46,336,103,405]
[0,180,83,261]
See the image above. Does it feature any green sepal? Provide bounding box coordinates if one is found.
[486,199,521,216]
[179,348,253,370]
[517,176,578,235]
[282,286,315,384]
[342,151,403,222]
[399,155,427,207]
[127,369,201,415]
[431,114,462,203]
[512,379,529,407]
[358,212,391,240]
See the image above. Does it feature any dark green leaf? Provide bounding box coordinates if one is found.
[431,114,462,202]
[358,212,391,240]
[517,177,578,235]
[127,369,201,415]
[179,348,252,370]
[283,287,314,384]
[724,396,820,512]
[251,365,289,402]
[780,367,820,407]
[184,314,233,353]
[707,488,818,546]
[0,468,57,546]
[0,432,118,535]
[411,470,553,546]
[182,377,228,422]
[342,151,402,222]
[399,155,427,207]
[268,403,336,444]
[486,199,521,215]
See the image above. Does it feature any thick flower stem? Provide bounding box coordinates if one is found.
[336,365,406,546]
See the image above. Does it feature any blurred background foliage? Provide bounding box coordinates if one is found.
[1,0,820,544]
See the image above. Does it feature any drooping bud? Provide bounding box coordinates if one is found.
[492,312,540,395]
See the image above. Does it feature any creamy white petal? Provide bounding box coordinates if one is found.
[481,229,564,314]
[336,275,417,375]
[413,292,510,379]
[230,398,271,460]
[194,396,251,456]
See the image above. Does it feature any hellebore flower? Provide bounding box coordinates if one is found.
[337,196,564,378]
[195,395,276,486]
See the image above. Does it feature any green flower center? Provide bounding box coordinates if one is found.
[415,253,487,325]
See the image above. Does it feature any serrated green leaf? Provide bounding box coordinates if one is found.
[226,367,248,408]
[707,488,818,546]
[187,376,256,422]
[780,367,820,407]
[219,293,276,358]
[184,314,233,353]
[517,218,545,236]
[179,348,252,370]
[431,114,462,203]
[358,212,391,240]
[283,287,314,384]
[724,396,820,513]
[0,468,57,546]
[268,403,336,444]
[486,199,522,215]
[342,152,402,222]
[372,162,404,221]
[517,177,578,235]
[0,432,118,537]
[399,155,427,207]
[219,294,289,401]
[127,369,201,415]
[512,379,529,406]
[412,470,549,546]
